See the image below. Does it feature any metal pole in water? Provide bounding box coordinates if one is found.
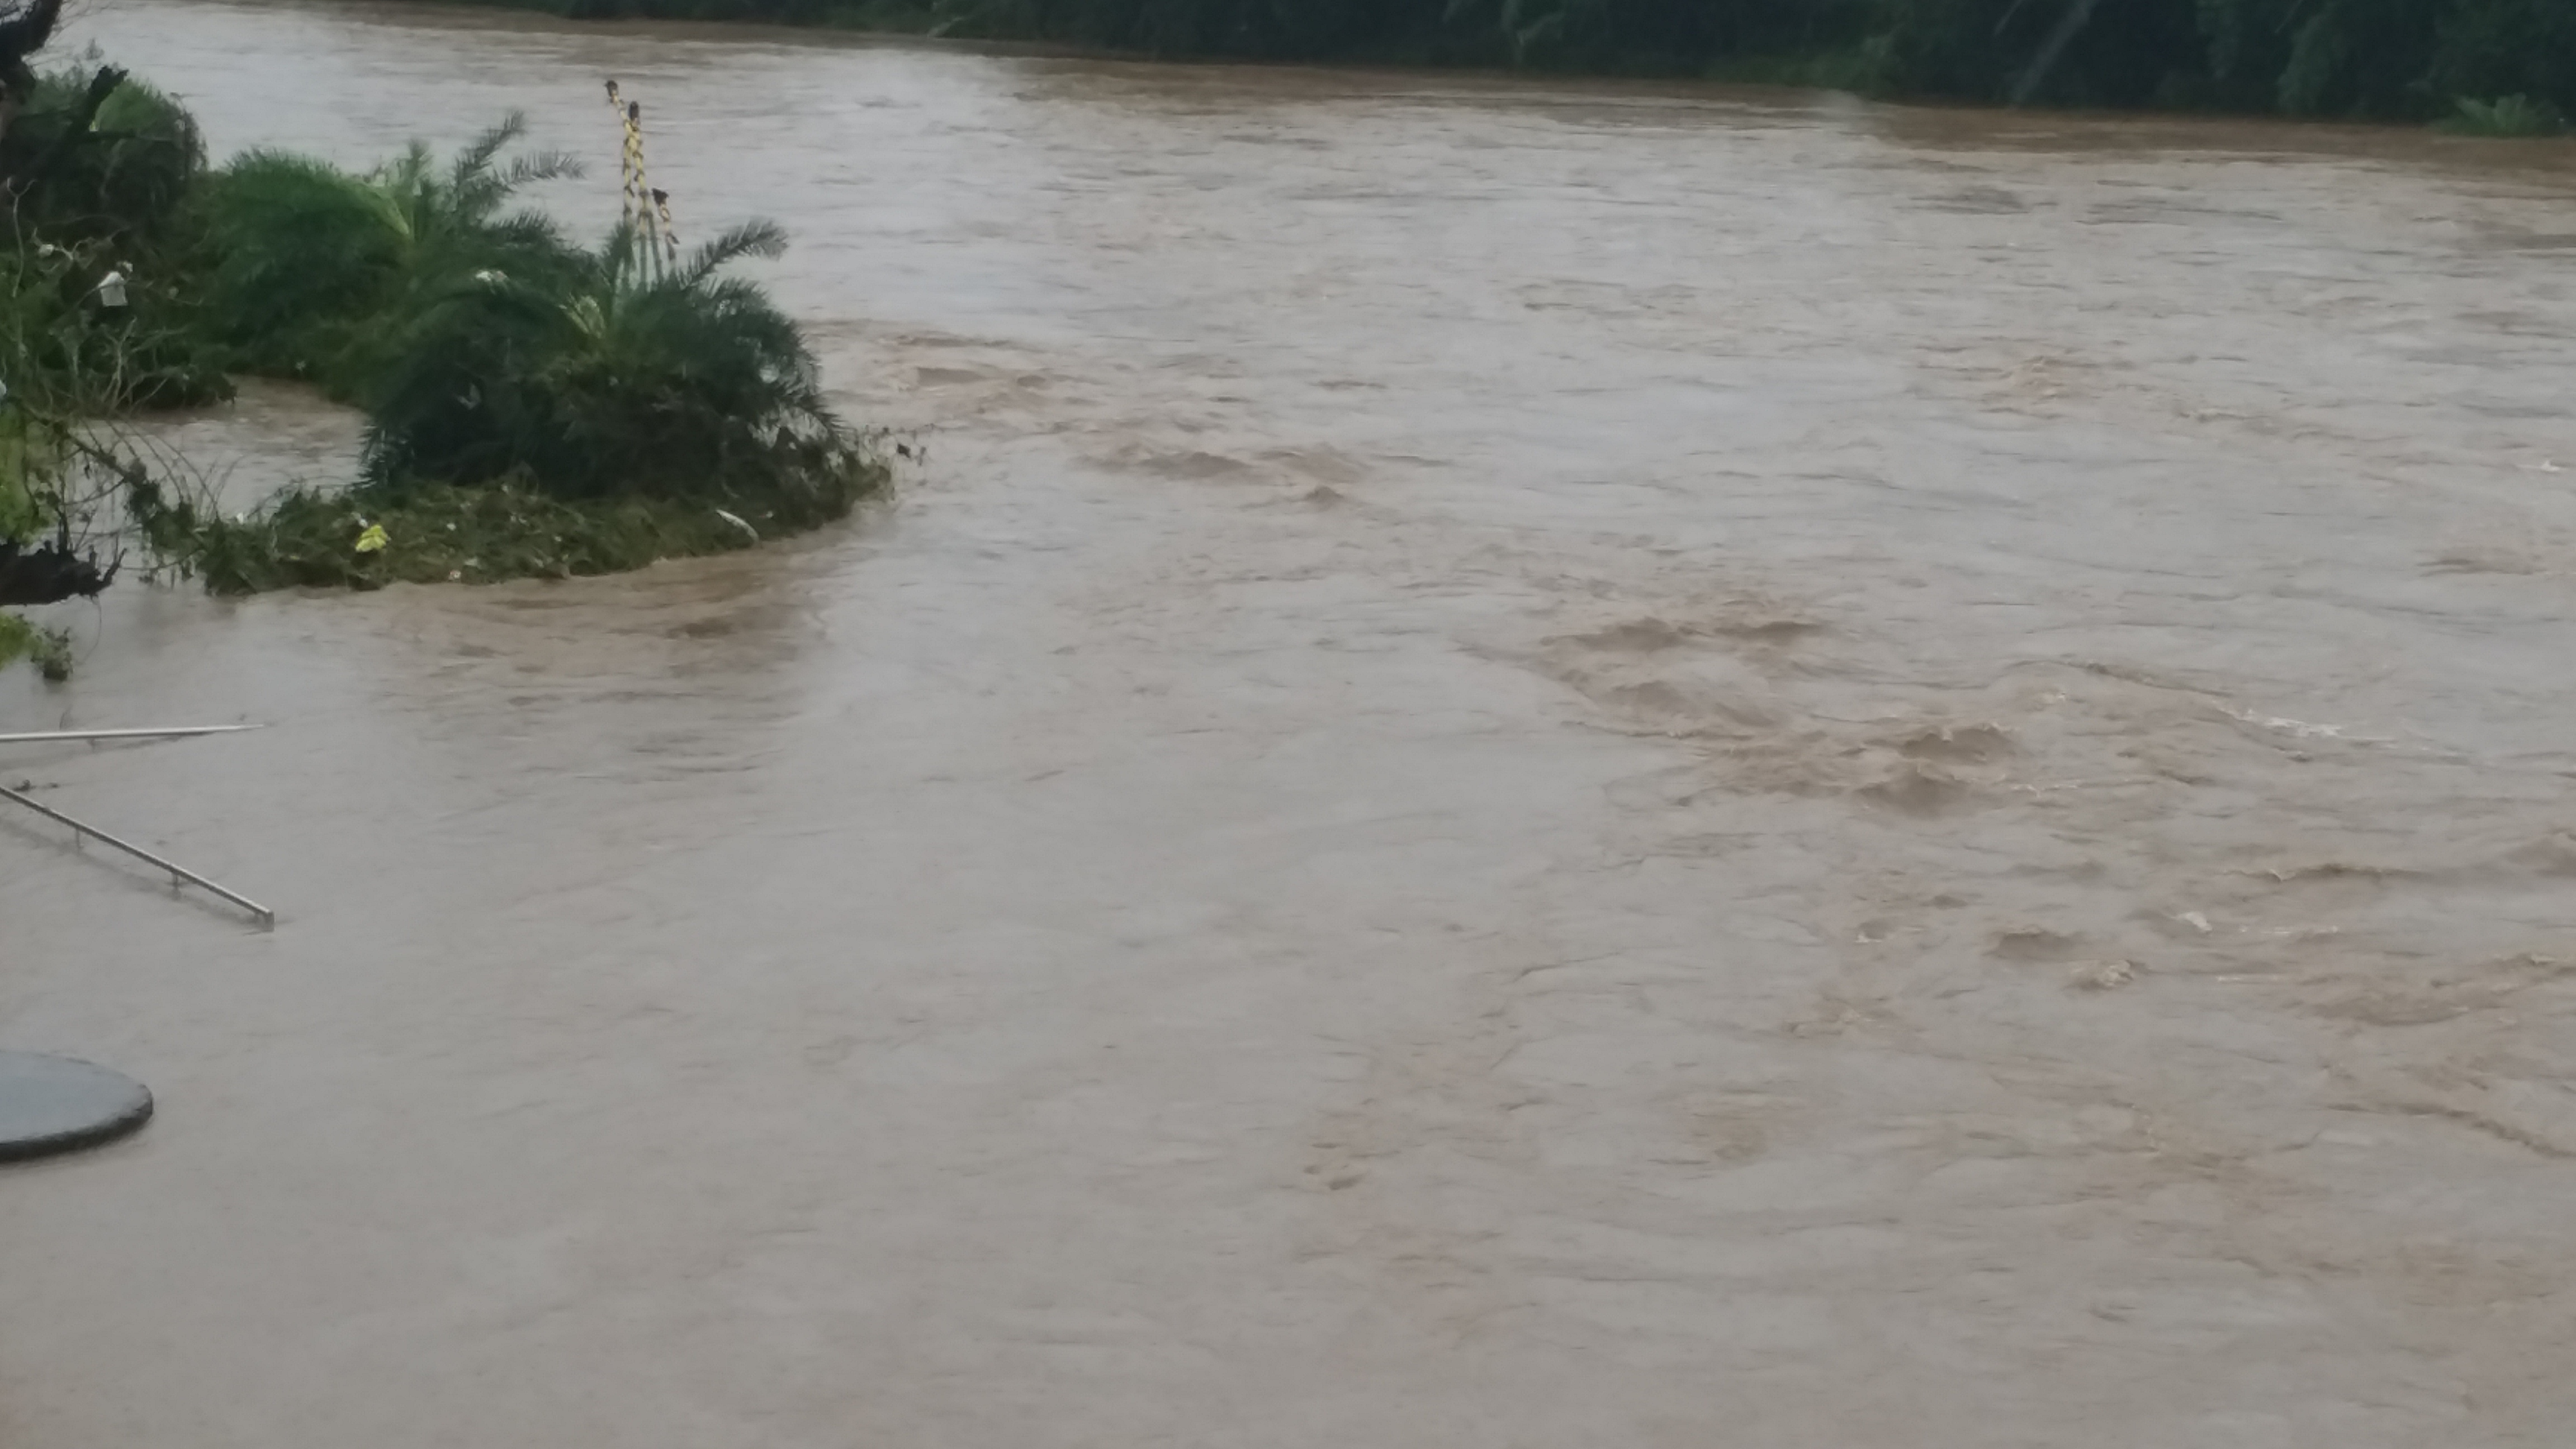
[0,725,264,746]
[0,783,275,927]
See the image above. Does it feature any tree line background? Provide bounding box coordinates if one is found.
[532,0,2575,125]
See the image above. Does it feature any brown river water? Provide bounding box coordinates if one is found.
[7,2,2576,1443]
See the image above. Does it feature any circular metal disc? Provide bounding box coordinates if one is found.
[0,1052,153,1163]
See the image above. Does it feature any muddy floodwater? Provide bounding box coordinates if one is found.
[7,2,2576,1443]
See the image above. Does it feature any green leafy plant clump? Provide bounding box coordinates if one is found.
[2436,93,2568,135]
[192,114,585,392]
[126,110,894,595]
[138,107,893,595]
[3,69,894,609]
[363,218,856,504]
[0,36,892,622]
[0,613,74,679]
[0,56,234,415]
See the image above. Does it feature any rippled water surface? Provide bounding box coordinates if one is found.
[7,3,2576,1443]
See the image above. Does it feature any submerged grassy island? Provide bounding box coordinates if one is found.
[0,1,885,674]
[136,120,887,595]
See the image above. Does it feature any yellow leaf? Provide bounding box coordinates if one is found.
[354,523,390,553]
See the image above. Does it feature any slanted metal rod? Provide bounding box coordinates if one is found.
[0,725,263,746]
[0,783,274,927]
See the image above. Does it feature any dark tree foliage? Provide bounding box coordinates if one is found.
[0,0,63,121]
[503,0,2576,120]
[0,536,110,605]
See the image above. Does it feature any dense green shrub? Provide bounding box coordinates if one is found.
[0,238,228,410]
[4,63,207,247]
[361,219,866,510]
[0,61,229,411]
[128,108,888,594]
[0,31,884,614]
[193,115,582,390]
[2435,92,2568,135]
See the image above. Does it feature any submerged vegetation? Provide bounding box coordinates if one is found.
[0,610,69,677]
[141,114,891,588]
[140,107,888,595]
[0,17,883,675]
[141,203,880,595]
[439,0,2576,126]
[2435,92,2568,136]
[134,476,851,595]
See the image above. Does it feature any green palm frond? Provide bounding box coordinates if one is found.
[362,202,853,506]
[670,218,788,287]
[198,116,583,391]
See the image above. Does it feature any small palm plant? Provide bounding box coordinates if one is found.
[362,215,867,519]
[195,113,581,389]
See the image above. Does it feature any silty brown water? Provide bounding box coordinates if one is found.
[6,2,2576,1442]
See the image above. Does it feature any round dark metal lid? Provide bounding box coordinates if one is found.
[0,1052,153,1162]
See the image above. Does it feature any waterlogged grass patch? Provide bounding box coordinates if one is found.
[137,463,887,595]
